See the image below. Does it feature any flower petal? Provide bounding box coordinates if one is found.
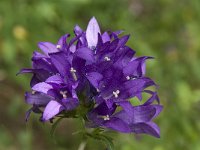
[68,33,83,48]
[38,42,58,55]
[32,82,53,94]
[25,92,52,105]
[114,105,157,124]
[86,72,103,88]
[45,75,63,85]
[75,47,95,62]
[104,117,131,133]
[17,68,35,75]
[86,17,101,48]
[42,100,64,121]
[110,30,124,39]
[116,35,130,50]
[130,122,160,138]
[32,51,47,59]
[74,25,83,35]
[74,25,87,45]
[143,90,160,105]
[32,58,57,72]
[49,52,71,76]
[92,100,116,116]
[57,34,70,50]
[101,32,110,43]
[120,77,156,99]
[25,106,42,122]
[152,105,163,119]
[113,46,135,69]
[132,106,156,123]
[123,56,153,77]
[62,98,79,111]
[20,69,50,86]
[30,74,41,87]
[116,101,134,116]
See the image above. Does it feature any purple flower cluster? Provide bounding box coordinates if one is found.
[19,17,162,138]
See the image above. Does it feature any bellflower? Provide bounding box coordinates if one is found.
[18,17,162,138]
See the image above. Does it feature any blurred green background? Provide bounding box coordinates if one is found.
[0,0,200,149]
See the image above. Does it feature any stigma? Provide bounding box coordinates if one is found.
[56,45,61,49]
[60,91,67,99]
[103,115,110,121]
[104,56,111,61]
[70,67,77,81]
[31,90,36,94]
[96,88,100,92]
[113,90,120,98]
[126,76,131,80]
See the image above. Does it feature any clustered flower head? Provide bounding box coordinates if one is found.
[19,17,163,138]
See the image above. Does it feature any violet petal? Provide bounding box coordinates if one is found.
[86,17,101,48]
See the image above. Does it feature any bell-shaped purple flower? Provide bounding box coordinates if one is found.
[19,17,163,138]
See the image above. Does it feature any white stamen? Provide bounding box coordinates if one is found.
[113,90,120,98]
[104,56,111,61]
[60,91,67,99]
[31,90,36,94]
[56,45,61,49]
[126,76,131,80]
[96,88,100,92]
[103,115,110,121]
[70,67,76,73]
[70,67,77,81]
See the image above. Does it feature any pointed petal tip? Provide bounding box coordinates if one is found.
[74,24,81,30]
[156,134,161,138]
[38,42,58,55]
[125,34,130,37]
[41,117,48,122]
[16,68,33,76]
[91,16,97,21]
[88,16,99,27]
[42,100,63,121]
[86,16,101,48]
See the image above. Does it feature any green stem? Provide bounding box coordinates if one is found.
[78,141,87,150]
